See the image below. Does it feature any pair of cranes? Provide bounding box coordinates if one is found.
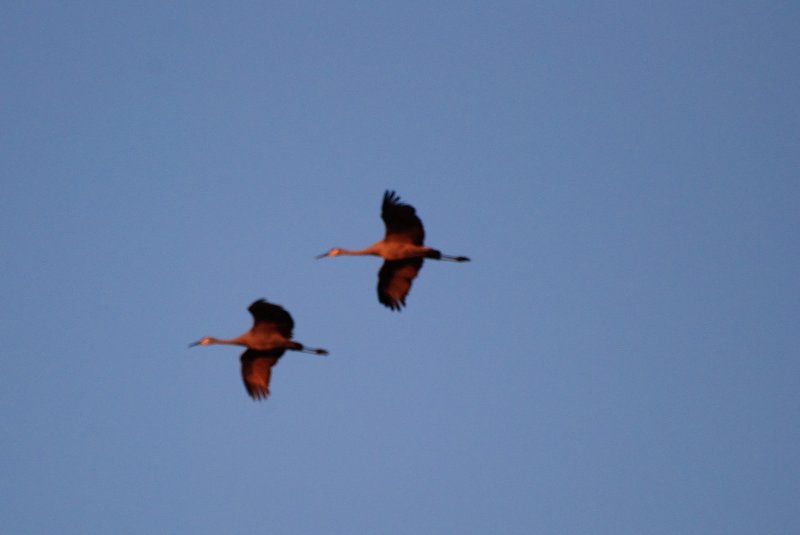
[190,191,470,400]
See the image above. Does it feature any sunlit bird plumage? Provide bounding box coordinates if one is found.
[317,190,470,310]
[190,299,328,400]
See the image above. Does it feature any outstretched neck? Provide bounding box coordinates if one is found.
[204,336,246,346]
[337,246,378,256]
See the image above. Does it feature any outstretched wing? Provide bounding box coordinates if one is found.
[377,258,424,310]
[248,299,294,338]
[382,190,425,245]
[240,349,283,400]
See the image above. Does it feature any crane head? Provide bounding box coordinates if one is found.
[316,248,342,259]
[189,337,213,347]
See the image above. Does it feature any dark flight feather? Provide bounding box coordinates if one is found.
[381,190,425,245]
[378,258,424,310]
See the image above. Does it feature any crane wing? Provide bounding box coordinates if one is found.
[240,349,283,400]
[377,258,424,310]
[248,299,295,338]
[381,190,425,245]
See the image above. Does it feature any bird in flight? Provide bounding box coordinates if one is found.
[190,299,328,400]
[317,190,470,310]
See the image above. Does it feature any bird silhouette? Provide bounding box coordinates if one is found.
[317,190,470,310]
[190,299,328,400]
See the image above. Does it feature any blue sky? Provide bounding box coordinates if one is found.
[1,2,798,533]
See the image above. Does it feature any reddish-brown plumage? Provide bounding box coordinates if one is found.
[317,191,470,310]
[190,299,328,400]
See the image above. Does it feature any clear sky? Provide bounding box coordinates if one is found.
[1,2,798,533]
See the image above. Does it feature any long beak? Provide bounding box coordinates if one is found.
[188,340,202,347]
[315,252,329,259]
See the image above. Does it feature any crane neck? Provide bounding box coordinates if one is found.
[207,336,247,346]
[338,246,378,256]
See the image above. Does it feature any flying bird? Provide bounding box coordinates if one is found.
[317,190,470,310]
[189,299,328,400]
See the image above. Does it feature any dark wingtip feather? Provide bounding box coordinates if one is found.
[248,389,269,401]
[247,299,295,337]
[383,190,400,207]
[248,298,268,313]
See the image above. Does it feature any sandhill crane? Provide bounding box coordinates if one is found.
[317,190,470,310]
[189,299,328,400]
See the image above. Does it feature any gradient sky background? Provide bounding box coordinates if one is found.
[2,2,798,534]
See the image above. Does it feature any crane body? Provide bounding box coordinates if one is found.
[317,190,469,310]
[190,299,328,400]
